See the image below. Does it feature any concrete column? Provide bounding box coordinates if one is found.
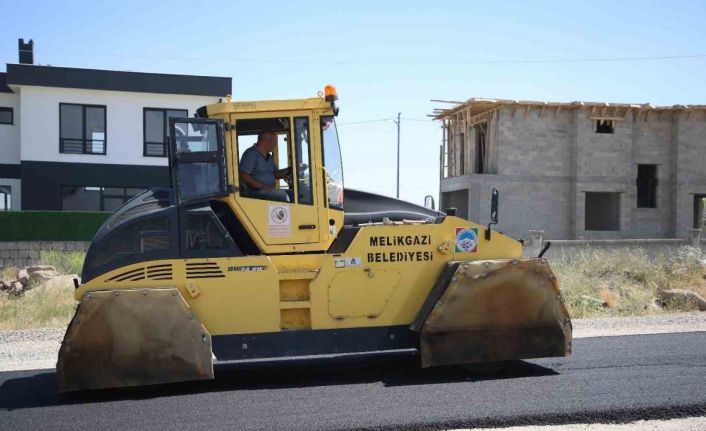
[529,229,544,256]
[688,229,702,247]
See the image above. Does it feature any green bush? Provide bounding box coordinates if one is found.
[0,211,109,241]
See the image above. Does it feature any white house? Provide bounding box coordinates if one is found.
[0,39,232,211]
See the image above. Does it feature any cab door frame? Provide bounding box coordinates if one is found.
[168,117,228,207]
[229,110,324,246]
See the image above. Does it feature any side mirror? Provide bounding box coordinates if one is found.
[485,188,499,240]
[424,195,436,210]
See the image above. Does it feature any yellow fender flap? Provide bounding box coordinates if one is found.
[57,288,213,392]
[411,258,572,367]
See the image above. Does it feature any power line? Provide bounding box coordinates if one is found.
[337,118,394,126]
[1,48,705,66]
[337,117,432,126]
[401,117,433,122]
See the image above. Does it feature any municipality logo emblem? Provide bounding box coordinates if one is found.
[455,227,479,253]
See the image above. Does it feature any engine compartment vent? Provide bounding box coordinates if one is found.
[105,264,173,282]
[105,267,145,282]
[186,262,225,279]
[146,264,173,281]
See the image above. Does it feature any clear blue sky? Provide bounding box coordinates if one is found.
[1,0,705,205]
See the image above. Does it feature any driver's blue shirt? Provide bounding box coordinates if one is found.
[239,145,277,187]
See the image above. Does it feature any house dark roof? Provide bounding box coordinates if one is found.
[0,73,13,93]
[6,64,231,97]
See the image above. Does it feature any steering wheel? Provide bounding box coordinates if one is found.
[279,166,293,187]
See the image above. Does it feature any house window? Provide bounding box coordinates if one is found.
[144,108,188,157]
[595,120,614,134]
[61,186,144,212]
[0,107,13,125]
[0,186,11,210]
[585,192,620,231]
[60,103,106,154]
[636,164,658,208]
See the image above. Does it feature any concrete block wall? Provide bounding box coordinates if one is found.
[573,109,632,239]
[441,104,706,240]
[628,113,675,238]
[675,113,706,238]
[497,108,574,177]
[0,241,90,269]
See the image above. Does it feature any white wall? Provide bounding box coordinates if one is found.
[19,86,220,166]
[0,91,20,165]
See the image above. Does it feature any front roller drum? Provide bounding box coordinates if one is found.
[57,288,213,392]
[414,258,572,367]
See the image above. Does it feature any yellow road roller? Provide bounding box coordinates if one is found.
[57,86,571,392]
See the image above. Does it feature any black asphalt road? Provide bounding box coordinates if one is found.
[1,332,705,431]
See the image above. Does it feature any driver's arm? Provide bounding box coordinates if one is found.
[274,166,291,180]
[240,172,274,192]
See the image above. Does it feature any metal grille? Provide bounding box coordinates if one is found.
[146,264,173,281]
[186,262,225,279]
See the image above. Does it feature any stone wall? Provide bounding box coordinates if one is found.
[523,229,705,261]
[0,241,90,269]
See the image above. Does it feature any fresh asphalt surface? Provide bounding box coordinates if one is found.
[1,332,705,431]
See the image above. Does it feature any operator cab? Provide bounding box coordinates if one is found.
[167,86,345,253]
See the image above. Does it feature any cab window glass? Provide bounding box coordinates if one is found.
[178,163,221,200]
[175,122,218,153]
[320,116,344,209]
[90,216,171,267]
[185,210,228,250]
[171,120,225,203]
[294,117,313,205]
[236,117,292,203]
[276,134,290,190]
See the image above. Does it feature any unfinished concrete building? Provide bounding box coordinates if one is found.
[433,98,706,240]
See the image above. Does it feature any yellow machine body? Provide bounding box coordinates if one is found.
[57,90,571,392]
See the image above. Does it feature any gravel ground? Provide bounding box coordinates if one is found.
[0,312,705,372]
[572,311,706,338]
[0,327,64,372]
[452,416,706,430]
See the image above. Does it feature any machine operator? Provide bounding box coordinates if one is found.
[239,130,291,202]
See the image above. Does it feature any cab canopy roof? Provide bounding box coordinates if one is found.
[203,96,332,117]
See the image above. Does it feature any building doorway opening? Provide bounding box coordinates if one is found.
[695,195,706,229]
[441,189,468,220]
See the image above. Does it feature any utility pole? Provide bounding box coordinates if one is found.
[396,112,401,199]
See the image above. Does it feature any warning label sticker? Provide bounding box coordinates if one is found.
[268,205,291,237]
[345,257,362,267]
[334,256,363,268]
